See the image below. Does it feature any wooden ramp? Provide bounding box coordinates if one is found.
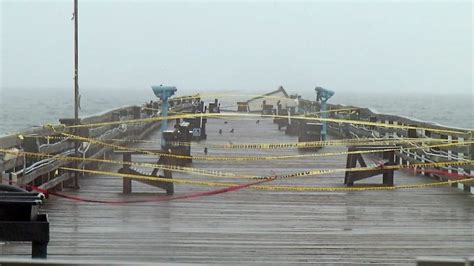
[3,117,474,264]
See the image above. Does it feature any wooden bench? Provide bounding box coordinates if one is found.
[115,150,174,195]
[344,145,396,186]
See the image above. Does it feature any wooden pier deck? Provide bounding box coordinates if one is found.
[3,117,474,264]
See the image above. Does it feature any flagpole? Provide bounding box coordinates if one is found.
[73,0,79,188]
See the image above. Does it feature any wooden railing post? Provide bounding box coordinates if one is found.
[122,153,132,194]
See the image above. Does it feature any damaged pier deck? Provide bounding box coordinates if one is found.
[3,117,474,265]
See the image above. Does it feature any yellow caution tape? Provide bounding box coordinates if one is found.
[60,166,474,192]
[207,113,470,135]
[0,140,474,182]
[22,134,453,149]
[56,112,469,136]
[250,178,474,192]
[192,92,297,101]
[265,159,474,180]
[220,138,453,149]
[48,128,473,161]
[60,167,244,187]
[0,139,474,179]
[305,107,359,115]
[1,146,471,181]
[0,148,244,179]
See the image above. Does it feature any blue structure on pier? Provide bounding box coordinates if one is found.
[152,85,177,146]
[315,86,335,141]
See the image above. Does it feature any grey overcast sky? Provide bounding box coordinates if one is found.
[0,0,472,95]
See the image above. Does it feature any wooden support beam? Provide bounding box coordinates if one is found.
[122,153,132,194]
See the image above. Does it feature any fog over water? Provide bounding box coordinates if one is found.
[1,1,472,134]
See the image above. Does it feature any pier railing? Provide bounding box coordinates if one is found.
[0,95,199,193]
[0,100,162,192]
[322,102,473,193]
[289,97,472,192]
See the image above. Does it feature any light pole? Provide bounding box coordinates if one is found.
[72,0,79,188]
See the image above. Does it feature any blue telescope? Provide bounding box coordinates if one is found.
[315,86,335,141]
[152,85,177,147]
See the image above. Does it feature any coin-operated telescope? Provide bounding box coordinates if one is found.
[152,85,177,148]
[315,86,335,141]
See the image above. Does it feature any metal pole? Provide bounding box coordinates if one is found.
[73,0,79,188]
[160,96,169,149]
[161,97,169,133]
[321,100,327,141]
[74,0,79,122]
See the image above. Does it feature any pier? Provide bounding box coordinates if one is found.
[0,90,473,264]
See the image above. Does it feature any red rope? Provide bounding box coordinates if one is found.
[4,165,470,205]
[370,159,471,180]
[25,178,274,205]
[403,168,471,180]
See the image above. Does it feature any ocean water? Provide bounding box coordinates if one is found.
[0,88,155,136]
[0,88,472,136]
[326,92,473,130]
